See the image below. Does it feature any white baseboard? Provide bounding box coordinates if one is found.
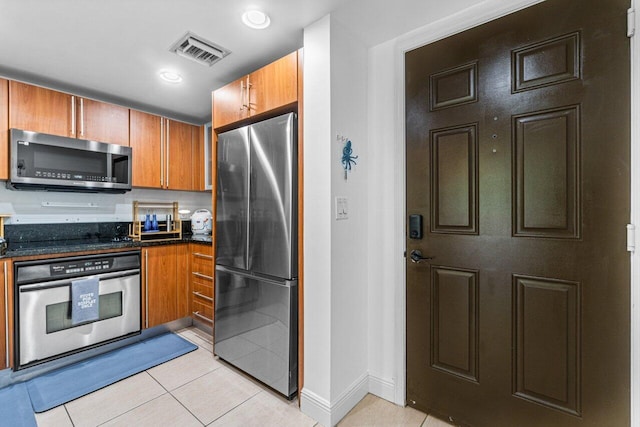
[300,388,332,427]
[301,374,397,426]
[331,373,369,425]
[301,373,369,426]
[368,375,397,404]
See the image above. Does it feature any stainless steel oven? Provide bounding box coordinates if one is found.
[14,251,141,370]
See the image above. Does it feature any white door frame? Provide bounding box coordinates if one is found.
[392,0,640,424]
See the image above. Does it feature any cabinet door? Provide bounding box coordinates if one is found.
[212,77,248,129]
[249,51,298,116]
[130,110,162,189]
[144,245,178,328]
[9,81,74,137]
[166,119,195,191]
[0,79,8,180]
[78,98,129,146]
[192,125,206,191]
[176,244,189,319]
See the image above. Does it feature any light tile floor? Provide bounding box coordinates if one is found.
[34,327,453,427]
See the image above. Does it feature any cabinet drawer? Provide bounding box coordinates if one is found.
[192,282,213,300]
[191,251,213,276]
[192,299,213,323]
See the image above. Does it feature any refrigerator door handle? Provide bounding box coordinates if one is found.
[215,265,296,288]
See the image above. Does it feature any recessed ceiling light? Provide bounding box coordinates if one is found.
[242,10,271,29]
[159,70,183,84]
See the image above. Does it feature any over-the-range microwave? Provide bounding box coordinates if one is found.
[8,129,132,193]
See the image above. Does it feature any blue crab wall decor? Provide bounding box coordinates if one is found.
[341,139,358,180]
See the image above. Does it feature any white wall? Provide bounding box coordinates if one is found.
[300,14,334,423]
[301,13,370,427]
[329,15,369,408]
[366,38,402,403]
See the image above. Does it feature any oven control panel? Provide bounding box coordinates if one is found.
[14,251,141,285]
[51,258,113,276]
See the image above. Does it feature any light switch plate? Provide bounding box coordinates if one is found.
[336,197,348,220]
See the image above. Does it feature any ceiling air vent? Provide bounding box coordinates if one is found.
[169,32,231,67]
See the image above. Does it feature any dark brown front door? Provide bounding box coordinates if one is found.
[405,1,630,426]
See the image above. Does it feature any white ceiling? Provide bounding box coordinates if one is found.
[0,0,483,124]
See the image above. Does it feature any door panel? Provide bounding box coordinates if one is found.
[430,124,478,234]
[431,266,478,383]
[216,126,250,269]
[248,113,297,279]
[214,266,297,396]
[513,275,580,416]
[405,0,630,425]
[514,106,580,237]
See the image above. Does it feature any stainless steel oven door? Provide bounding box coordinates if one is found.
[18,270,140,367]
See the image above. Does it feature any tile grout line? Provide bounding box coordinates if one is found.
[201,390,264,426]
[63,404,76,427]
[164,372,262,426]
[166,388,207,426]
[91,372,167,427]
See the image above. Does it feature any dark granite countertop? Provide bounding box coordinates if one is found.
[1,222,212,259]
[2,234,212,259]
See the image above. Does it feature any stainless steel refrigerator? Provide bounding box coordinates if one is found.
[214,112,297,398]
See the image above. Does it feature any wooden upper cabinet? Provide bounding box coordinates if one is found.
[212,50,298,129]
[0,79,8,180]
[212,78,248,129]
[191,125,206,191]
[130,110,162,189]
[9,81,73,137]
[9,81,130,145]
[78,98,129,146]
[166,119,196,191]
[130,110,199,191]
[249,51,298,116]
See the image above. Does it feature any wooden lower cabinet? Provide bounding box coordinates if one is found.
[143,244,188,328]
[189,243,214,326]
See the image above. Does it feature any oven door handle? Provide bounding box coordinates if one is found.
[18,269,140,292]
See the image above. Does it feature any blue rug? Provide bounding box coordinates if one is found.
[0,382,37,426]
[26,332,197,413]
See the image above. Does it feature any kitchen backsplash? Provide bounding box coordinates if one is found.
[0,185,212,225]
[4,221,131,243]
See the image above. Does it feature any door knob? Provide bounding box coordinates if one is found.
[410,249,433,263]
